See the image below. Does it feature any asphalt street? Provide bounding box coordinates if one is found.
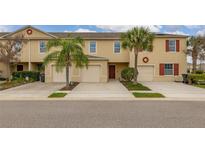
[0,100,205,128]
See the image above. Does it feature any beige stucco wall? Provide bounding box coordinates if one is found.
[129,37,187,81]
[45,60,108,83]
[82,40,129,62]
[11,63,29,72]
[8,28,53,39]
[0,62,8,78]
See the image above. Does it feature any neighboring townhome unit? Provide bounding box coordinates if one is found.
[0,26,187,83]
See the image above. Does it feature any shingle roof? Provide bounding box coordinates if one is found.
[49,32,188,39]
[50,32,123,39]
[0,32,9,37]
[0,31,188,39]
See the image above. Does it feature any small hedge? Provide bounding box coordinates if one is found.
[121,67,134,81]
[196,70,204,74]
[188,74,205,84]
[12,71,40,81]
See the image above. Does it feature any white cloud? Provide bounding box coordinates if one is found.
[164,31,189,35]
[0,26,9,32]
[196,29,205,36]
[96,25,161,32]
[64,30,71,32]
[74,28,96,32]
[64,28,96,32]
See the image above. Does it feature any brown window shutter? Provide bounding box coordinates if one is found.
[166,40,169,52]
[159,64,164,75]
[176,40,180,52]
[174,64,179,75]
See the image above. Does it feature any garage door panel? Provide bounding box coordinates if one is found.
[138,65,154,81]
[52,66,73,83]
[81,65,100,82]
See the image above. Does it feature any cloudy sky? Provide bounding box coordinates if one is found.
[1,25,205,36]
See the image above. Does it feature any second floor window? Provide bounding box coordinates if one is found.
[168,40,176,52]
[114,41,121,53]
[40,41,46,53]
[89,41,96,53]
[12,42,22,53]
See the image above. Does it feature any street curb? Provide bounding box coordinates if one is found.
[0,97,204,102]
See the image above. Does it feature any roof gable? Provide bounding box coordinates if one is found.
[0,26,57,39]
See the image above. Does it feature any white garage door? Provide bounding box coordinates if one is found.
[81,65,100,82]
[52,66,66,82]
[138,65,154,81]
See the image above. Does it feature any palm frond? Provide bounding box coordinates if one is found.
[46,39,62,51]
[43,51,60,66]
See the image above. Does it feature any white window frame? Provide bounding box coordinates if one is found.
[113,41,121,54]
[39,40,46,54]
[168,40,176,52]
[164,63,174,76]
[89,41,97,54]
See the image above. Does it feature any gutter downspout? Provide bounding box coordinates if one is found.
[28,39,31,71]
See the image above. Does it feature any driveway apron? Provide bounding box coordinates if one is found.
[66,80,134,100]
[0,82,64,98]
[141,82,205,99]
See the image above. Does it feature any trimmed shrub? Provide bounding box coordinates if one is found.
[12,71,40,81]
[196,70,204,74]
[121,67,134,81]
[188,74,205,84]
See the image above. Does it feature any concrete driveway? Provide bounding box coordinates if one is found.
[0,82,64,99]
[67,80,134,100]
[142,82,205,99]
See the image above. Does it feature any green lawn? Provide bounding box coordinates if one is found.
[194,84,205,89]
[121,81,151,91]
[48,92,67,98]
[133,92,165,98]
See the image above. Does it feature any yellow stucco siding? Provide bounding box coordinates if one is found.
[0,62,8,78]
[8,28,54,39]
[129,37,187,81]
[82,40,129,62]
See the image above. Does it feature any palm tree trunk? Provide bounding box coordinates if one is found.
[66,65,69,87]
[192,49,197,73]
[134,48,139,84]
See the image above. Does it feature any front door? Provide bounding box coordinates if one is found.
[17,65,23,71]
[109,65,115,79]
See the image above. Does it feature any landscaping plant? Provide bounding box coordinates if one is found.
[186,36,205,73]
[121,67,134,81]
[43,36,88,88]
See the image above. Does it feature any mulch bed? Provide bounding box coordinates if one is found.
[60,82,79,91]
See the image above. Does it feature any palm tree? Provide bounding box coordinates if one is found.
[43,36,88,87]
[187,36,205,73]
[121,27,154,83]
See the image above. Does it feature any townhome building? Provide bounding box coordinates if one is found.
[0,26,187,82]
